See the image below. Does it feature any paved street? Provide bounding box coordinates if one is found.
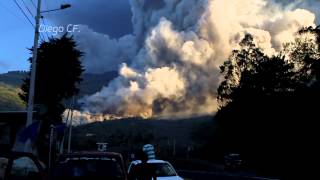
[178,170,279,180]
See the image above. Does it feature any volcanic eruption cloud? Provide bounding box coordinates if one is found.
[76,0,318,118]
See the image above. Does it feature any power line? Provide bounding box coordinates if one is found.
[41,17,50,40]
[29,0,47,41]
[21,0,34,17]
[40,33,46,42]
[40,29,48,41]
[0,1,24,22]
[43,0,50,23]
[12,0,35,27]
[29,0,36,9]
[44,0,49,10]
[12,1,45,42]
[41,0,50,41]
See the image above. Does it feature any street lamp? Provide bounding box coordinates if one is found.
[26,1,71,127]
[41,4,71,13]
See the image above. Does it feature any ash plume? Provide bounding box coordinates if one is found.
[77,0,317,118]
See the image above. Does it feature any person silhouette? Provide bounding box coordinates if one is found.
[129,151,157,180]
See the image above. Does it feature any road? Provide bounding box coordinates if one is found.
[178,170,280,180]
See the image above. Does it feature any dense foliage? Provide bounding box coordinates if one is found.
[216,27,320,178]
[19,35,84,162]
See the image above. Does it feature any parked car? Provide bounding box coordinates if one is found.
[0,152,47,180]
[128,159,183,180]
[224,153,243,170]
[52,152,127,180]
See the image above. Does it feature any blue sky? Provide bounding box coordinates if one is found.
[1,0,317,74]
[0,1,34,73]
[0,0,132,73]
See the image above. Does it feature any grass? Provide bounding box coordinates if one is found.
[0,83,26,111]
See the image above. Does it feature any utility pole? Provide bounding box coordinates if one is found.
[67,97,75,153]
[67,109,74,153]
[26,0,42,126]
[26,1,71,127]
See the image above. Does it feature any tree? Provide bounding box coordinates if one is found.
[283,26,320,85]
[20,34,84,161]
[215,30,320,178]
[218,34,299,106]
[217,34,268,106]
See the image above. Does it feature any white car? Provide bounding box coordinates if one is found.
[128,159,183,180]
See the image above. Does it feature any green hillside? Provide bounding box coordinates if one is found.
[0,71,117,111]
[0,71,28,111]
[0,83,25,111]
[0,71,118,97]
[0,71,27,87]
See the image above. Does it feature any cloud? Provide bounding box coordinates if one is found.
[274,0,320,23]
[46,0,133,38]
[51,0,319,76]
[73,25,138,73]
[78,0,317,118]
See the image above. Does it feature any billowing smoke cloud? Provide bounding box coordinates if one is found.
[275,0,320,21]
[47,0,132,38]
[78,0,317,118]
[73,25,137,73]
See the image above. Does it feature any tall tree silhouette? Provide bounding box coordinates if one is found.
[20,34,84,161]
[216,29,320,178]
[218,34,268,106]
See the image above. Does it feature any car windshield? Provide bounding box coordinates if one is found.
[53,159,124,179]
[152,163,177,177]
